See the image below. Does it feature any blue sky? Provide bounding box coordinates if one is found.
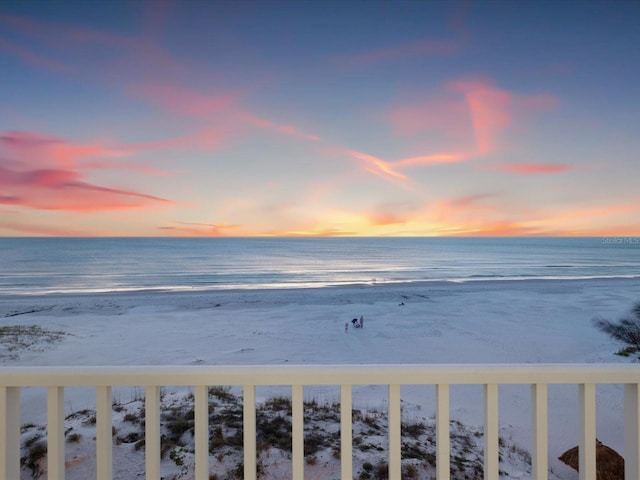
[1,0,639,236]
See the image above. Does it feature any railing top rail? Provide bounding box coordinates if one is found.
[0,364,639,387]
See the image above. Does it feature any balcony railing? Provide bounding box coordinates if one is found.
[1,364,639,480]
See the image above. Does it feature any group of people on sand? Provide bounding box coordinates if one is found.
[345,315,364,332]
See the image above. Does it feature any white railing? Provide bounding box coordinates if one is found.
[1,364,639,480]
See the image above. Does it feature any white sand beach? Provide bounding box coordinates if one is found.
[2,277,639,479]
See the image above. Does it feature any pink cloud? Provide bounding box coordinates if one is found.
[381,79,560,184]
[344,148,474,186]
[387,97,471,139]
[483,162,575,174]
[157,221,241,237]
[130,83,321,142]
[0,165,172,212]
[239,113,320,141]
[0,130,175,212]
[130,84,237,118]
[448,80,512,156]
[346,150,407,184]
[121,127,225,155]
[368,210,408,227]
[2,11,320,148]
[396,152,469,167]
[1,131,122,170]
[0,220,91,236]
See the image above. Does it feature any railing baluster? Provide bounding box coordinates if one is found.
[531,383,548,480]
[340,384,352,480]
[436,384,450,480]
[0,386,20,480]
[145,386,161,480]
[388,384,401,479]
[96,386,113,480]
[195,385,209,480]
[484,383,499,479]
[244,385,257,480]
[579,383,596,480]
[292,384,304,479]
[624,383,640,480]
[1,365,639,480]
[48,386,65,480]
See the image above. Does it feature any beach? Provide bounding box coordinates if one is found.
[2,277,639,478]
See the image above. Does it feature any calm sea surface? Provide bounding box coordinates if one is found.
[0,237,638,295]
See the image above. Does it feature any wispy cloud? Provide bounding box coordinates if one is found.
[482,162,575,174]
[238,113,320,141]
[157,221,241,237]
[347,150,407,183]
[449,80,512,156]
[0,131,174,212]
[372,79,560,186]
[130,83,321,142]
[0,220,90,236]
[129,84,237,118]
[1,12,321,166]
[344,149,470,187]
[396,153,469,167]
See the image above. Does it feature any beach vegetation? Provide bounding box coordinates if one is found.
[21,440,47,479]
[18,387,533,479]
[117,431,142,444]
[66,432,81,443]
[263,395,291,413]
[257,413,292,451]
[403,463,418,478]
[373,460,389,479]
[123,412,140,423]
[0,324,69,360]
[209,385,236,403]
[594,301,640,358]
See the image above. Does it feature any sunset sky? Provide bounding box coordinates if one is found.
[1,0,639,237]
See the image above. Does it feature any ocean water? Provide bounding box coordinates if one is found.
[0,237,638,295]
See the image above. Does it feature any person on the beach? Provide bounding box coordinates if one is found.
[352,318,358,327]
[345,322,348,333]
[359,315,364,328]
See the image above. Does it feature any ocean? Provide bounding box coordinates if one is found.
[0,237,638,295]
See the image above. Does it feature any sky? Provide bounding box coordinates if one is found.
[1,0,639,237]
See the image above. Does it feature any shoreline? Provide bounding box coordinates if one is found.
[2,271,639,298]
[2,275,639,306]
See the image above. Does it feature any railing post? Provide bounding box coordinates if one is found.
[388,384,401,479]
[531,383,548,480]
[578,383,596,480]
[194,385,209,480]
[243,385,257,480]
[145,385,161,480]
[625,383,640,480]
[0,386,20,480]
[48,386,66,480]
[340,384,352,480]
[436,384,450,480]
[96,386,113,480]
[484,384,499,479]
[292,385,304,479]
